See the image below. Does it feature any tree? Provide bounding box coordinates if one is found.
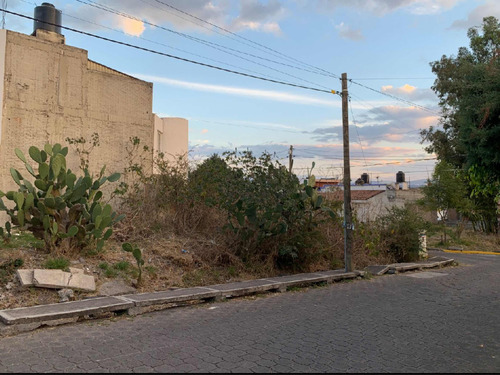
[421,16,500,232]
[419,161,470,242]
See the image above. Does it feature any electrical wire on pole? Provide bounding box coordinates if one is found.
[342,73,353,272]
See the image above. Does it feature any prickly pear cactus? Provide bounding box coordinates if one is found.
[0,143,125,252]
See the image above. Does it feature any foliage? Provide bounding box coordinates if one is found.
[421,16,500,232]
[419,161,471,241]
[122,242,144,286]
[44,257,70,271]
[0,222,11,244]
[378,206,430,262]
[0,142,125,253]
[194,152,335,269]
[118,140,337,271]
[65,133,100,172]
[0,258,24,286]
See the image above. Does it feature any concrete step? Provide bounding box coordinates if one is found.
[0,296,133,325]
[208,279,283,298]
[121,287,220,308]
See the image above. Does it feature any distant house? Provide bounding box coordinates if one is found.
[321,187,436,223]
[315,178,341,192]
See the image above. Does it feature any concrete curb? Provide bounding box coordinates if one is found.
[0,258,453,337]
[365,257,455,276]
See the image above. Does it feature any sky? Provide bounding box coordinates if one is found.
[5,0,500,184]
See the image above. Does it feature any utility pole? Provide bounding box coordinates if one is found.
[288,145,294,174]
[342,73,353,272]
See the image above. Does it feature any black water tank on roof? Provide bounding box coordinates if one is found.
[33,3,62,35]
[396,171,405,183]
[361,173,369,184]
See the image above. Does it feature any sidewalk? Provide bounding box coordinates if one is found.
[0,255,454,337]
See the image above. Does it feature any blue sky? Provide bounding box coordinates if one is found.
[6,0,500,183]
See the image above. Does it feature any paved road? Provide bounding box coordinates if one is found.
[0,251,498,373]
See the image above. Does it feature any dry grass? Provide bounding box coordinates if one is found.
[427,229,500,252]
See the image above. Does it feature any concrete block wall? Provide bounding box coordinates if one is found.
[0,30,154,215]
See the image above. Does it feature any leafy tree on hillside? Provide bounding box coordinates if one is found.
[421,16,500,232]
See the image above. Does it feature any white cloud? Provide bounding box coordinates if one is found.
[132,73,341,107]
[450,1,500,29]
[231,0,286,35]
[309,105,439,144]
[381,84,437,101]
[335,22,364,41]
[312,0,461,16]
[117,18,145,37]
[61,0,286,36]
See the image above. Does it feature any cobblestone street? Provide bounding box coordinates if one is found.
[0,251,498,373]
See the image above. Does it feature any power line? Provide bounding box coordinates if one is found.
[74,0,333,91]
[3,9,336,95]
[60,10,307,85]
[143,0,442,115]
[350,77,434,80]
[349,80,439,115]
[73,0,440,114]
[148,0,341,79]
[349,96,367,167]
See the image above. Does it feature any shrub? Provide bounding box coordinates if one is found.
[117,140,337,272]
[378,205,430,262]
[194,152,335,269]
[0,143,125,253]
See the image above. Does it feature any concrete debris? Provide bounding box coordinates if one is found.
[5,282,14,291]
[58,289,74,303]
[15,269,96,292]
[16,269,34,287]
[98,281,136,296]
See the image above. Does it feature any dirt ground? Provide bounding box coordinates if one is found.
[2,227,497,311]
[0,231,280,310]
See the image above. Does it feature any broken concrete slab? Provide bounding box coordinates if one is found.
[58,289,74,303]
[98,281,136,296]
[67,273,95,292]
[16,269,34,287]
[263,272,329,288]
[315,269,358,282]
[68,267,84,275]
[20,269,96,292]
[0,297,133,325]
[364,265,391,276]
[121,287,220,308]
[208,279,283,298]
[33,269,70,289]
[428,256,455,264]
[389,263,421,273]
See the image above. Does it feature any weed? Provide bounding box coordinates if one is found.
[0,258,24,285]
[113,261,131,271]
[44,257,70,271]
[145,266,157,277]
[104,268,118,278]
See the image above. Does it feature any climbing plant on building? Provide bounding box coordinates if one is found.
[0,143,125,253]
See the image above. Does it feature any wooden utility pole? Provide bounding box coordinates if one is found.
[288,145,294,174]
[342,73,353,272]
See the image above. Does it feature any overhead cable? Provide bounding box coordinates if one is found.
[3,9,336,95]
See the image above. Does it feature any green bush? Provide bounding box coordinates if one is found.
[192,152,335,269]
[379,205,430,262]
[0,143,125,253]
